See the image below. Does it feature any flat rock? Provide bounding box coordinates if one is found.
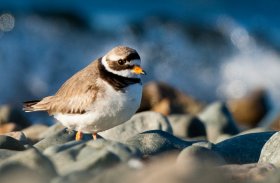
[34,127,77,151]
[0,135,25,150]
[198,102,240,142]
[259,131,280,167]
[125,130,194,156]
[45,139,134,175]
[100,112,173,142]
[213,132,275,164]
[0,148,57,181]
[167,114,206,138]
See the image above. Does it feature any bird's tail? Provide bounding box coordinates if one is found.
[23,100,42,112]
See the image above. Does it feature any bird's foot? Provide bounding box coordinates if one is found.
[75,131,83,141]
[93,132,97,140]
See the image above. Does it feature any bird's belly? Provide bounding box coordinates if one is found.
[54,83,142,133]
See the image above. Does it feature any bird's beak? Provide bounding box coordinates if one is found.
[132,65,146,75]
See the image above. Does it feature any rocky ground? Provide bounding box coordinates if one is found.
[0,82,280,183]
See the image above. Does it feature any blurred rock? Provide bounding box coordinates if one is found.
[264,169,280,183]
[214,134,232,143]
[4,131,29,145]
[191,141,214,149]
[198,102,239,142]
[39,122,65,139]
[34,127,77,151]
[52,170,92,183]
[0,148,57,181]
[167,114,206,138]
[137,82,204,115]
[213,132,275,164]
[23,124,49,143]
[239,127,272,135]
[217,163,275,182]
[0,163,48,183]
[0,149,19,161]
[0,123,18,134]
[228,89,270,128]
[100,111,172,142]
[259,131,280,167]
[0,135,26,150]
[86,162,138,183]
[43,140,85,156]
[269,114,280,131]
[0,105,31,129]
[176,146,226,175]
[107,153,227,183]
[125,130,194,156]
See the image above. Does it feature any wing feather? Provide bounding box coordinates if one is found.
[32,61,101,115]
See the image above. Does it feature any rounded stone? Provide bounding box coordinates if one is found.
[176,146,225,175]
[0,148,57,180]
[100,111,173,142]
[0,135,25,151]
[125,130,193,156]
[198,102,240,142]
[22,124,49,143]
[214,131,275,164]
[259,131,280,167]
[167,114,206,138]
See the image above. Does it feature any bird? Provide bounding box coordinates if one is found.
[23,46,146,141]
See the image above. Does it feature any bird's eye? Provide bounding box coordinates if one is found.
[118,59,126,65]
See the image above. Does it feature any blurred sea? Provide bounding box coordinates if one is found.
[1,0,280,124]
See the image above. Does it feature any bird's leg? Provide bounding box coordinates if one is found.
[75,131,83,141]
[93,132,97,140]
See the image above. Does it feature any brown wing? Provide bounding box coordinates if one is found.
[32,61,101,115]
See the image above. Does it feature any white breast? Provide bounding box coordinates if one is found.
[54,80,142,133]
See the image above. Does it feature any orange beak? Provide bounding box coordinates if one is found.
[132,65,146,75]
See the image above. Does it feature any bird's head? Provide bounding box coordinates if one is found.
[101,46,146,78]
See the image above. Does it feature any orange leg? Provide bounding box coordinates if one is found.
[75,131,83,141]
[93,132,97,140]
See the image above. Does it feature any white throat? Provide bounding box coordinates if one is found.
[101,56,140,78]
